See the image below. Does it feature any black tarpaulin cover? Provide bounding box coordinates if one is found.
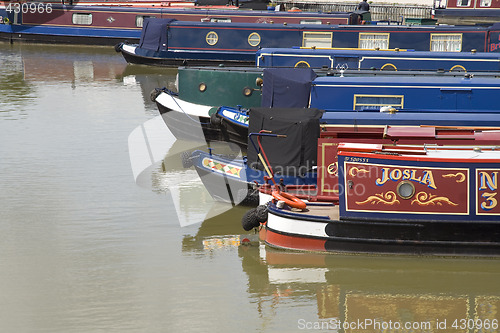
[247,107,323,176]
[138,18,175,52]
[261,68,317,108]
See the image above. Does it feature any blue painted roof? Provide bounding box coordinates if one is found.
[258,47,500,60]
[312,75,500,87]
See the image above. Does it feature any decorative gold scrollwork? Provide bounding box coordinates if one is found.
[442,172,466,183]
[355,191,400,205]
[411,192,458,206]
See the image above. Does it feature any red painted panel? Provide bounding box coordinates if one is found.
[265,229,327,252]
[344,161,470,215]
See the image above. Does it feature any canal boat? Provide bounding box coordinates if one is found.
[259,142,500,256]
[0,1,357,45]
[154,67,500,150]
[116,18,500,66]
[257,47,500,72]
[182,107,323,205]
[152,67,315,146]
[311,75,500,127]
[169,64,500,111]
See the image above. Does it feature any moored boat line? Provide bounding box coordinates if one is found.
[0,1,357,45]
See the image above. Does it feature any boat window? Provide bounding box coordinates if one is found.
[206,31,218,46]
[456,0,471,6]
[430,33,462,52]
[300,19,323,24]
[72,13,92,25]
[353,95,404,111]
[248,32,261,47]
[480,0,492,6]
[209,18,232,23]
[358,33,390,49]
[136,16,156,28]
[302,32,332,48]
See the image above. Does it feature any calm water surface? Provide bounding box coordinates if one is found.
[0,42,499,333]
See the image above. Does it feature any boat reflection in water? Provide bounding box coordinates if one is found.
[183,214,500,332]
[128,108,250,226]
[20,44,128,84]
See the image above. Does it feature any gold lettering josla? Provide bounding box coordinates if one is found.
[375,167,437,189]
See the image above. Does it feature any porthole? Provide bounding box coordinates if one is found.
[243,87,253,96]
[199,82,207,92]
[248,32,261,47]
[397,181,415,199]
[206,31,218,46]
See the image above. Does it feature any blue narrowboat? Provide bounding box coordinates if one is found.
[256,47,500,72]
[117,18,500,66]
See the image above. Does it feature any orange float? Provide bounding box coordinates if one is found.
[272,191,307,210]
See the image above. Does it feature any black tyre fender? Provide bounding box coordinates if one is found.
[254,205,268,223]
[114,42,123,53]
[241,208,261,231]
[210,112,222,127]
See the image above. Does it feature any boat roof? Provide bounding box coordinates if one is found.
[258,47,500,59]
[338,142,500,160]
[169,20,499,30]
[312,75,500,87]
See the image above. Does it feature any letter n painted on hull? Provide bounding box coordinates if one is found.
[477,169,500,215]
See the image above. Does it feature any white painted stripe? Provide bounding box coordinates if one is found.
[259,192,273,205]
[155,92,213,118]
[267,212,328,238]
[121,44,137,54]
[360,56,500,62]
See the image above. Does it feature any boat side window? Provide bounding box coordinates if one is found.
[430,33,462,52]
[480,0,492,6]
[72,13,92,25]
[302,32,333,48]
[456,0,471,6]
[353,95,404,111]
[248,32,261,47]
[136,15,156,28]
[206,31,219,46]
[358,33,390,50]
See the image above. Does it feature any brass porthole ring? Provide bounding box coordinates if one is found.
[397,180,415,199]
[206,31,218,46]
